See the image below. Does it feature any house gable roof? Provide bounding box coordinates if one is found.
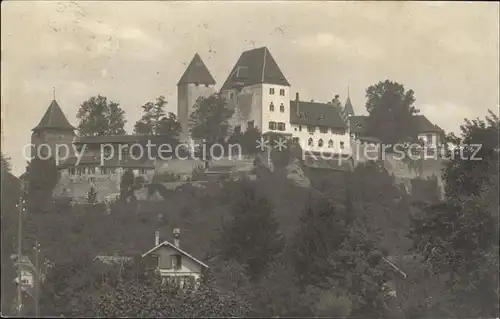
[221,47,290,90]
[141,241,209,268]
[177,53,216,86]
[33,100,75,131]
[290,100,347,128]
[349,115,442,135]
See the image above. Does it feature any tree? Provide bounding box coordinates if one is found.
[96,276,250,317]
[134,96,181,146]
[189,94,234,145]
[216,180,284,282]
[365,80,419,145]
[443,110,498,199]
[77,95,126,136]
[26,157,60,213]
[119,169,135,202]
[407,111,499,318]
[86,186,98,205]
[1,152,11,172]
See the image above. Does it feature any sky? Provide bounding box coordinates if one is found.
[1,1,499,176]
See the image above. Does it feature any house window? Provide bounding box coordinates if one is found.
[319,127,328,133]
[426,134,433,144]
[269,103,275,112]
[280,103,285,112]
[277,122,286,131]
[205,84,209,88]
[171,254,182,269]
[299,126,302,131]
[279,89,285,96]
[269,88,275,95]
[229,92,234,99]
[269,122,277,130]
[307,126,315,133]
[195,83,199,87]
[247,121,254,129]
[318,139,324,147]
[340,141,345,149]
[76,167,85,176]
[292,137,299,144]
[308,138,313,146]
[328,140,333,148]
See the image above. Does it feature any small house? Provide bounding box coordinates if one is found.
[141,229,208,288]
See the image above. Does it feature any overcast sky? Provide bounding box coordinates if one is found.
[1,1,499,176]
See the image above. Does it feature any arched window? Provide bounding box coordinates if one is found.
[269,103,275,112]
[328,139,333,148]
[280,103,285,112]
[308,138,313,146]
[318,139,324,147]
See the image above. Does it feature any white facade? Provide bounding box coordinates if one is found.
[261,84,292,135]
[417,132,439,149]
[291,123,351,156]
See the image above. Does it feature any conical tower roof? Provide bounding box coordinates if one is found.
[32,99,75,131]
[177,53,216,86]
[344,88,354,117]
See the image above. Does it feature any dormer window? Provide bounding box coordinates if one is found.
[269,88,275,95]
[280,103,285,112]
[269,103,275,112]
[307,126,315,133]
[280,89,285,96]
[319,127,328,134]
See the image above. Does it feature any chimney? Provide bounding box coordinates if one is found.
[295,92,300,115]
[155,231,160,246]
[173,228,180,248]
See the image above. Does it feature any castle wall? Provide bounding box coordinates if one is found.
[31,129,75,164]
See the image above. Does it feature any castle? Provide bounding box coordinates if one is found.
[27,46,443,203]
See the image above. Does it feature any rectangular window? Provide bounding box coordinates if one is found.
[292,137,300,144]
[299,126,302,131]
[269,88,275,95]
[229,92,234,99]
[319,127,328,133]
[269,122,276,130]
[247,121,254,129]
[160,255,172,269]
[277,123,286,131]
[307,126,315,133]
[340,142,345,149]
[279,89,285,96]
[171,254,182,269]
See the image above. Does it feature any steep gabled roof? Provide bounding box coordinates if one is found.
[142,241,209,268]
[289,100,347,128]
[32,100,75,131]
[221,47,290,90]
[177,53,216,86]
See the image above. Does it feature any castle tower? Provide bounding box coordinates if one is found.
[220,47,291,136]
[177,53,217,143]
[31,96,75,165]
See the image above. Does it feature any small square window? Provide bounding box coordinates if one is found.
[269,88,275,95]
[279,89,285,96]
